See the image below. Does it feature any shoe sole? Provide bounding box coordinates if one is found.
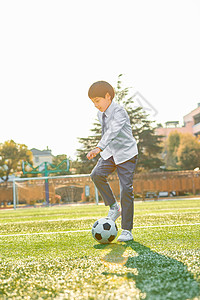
[117,237,133,242]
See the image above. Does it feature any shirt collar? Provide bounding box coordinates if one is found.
[104,101,115,117]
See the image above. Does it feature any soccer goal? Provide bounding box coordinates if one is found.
[11,174,99,209]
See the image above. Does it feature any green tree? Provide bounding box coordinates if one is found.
[165,131,181,170]
[177,134,200,170]
[77,74,163,173]
[76,121,101,174]
[115,74,163,172]
[165,132,200,170]
[0,140,32,182]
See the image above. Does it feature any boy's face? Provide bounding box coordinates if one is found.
[91,92,112,112]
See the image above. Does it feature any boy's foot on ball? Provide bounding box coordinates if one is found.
[117,230,133,242]
[107,203,121,221]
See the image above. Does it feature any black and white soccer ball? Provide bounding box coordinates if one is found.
[92,217,118,244]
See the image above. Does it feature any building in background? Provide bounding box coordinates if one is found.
[184,103,200,136]
[31,147,53,167]
[155,103,200,140]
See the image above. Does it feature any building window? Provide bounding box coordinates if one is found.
[194,113,200,125]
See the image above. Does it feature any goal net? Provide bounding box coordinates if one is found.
[1,174,99,209]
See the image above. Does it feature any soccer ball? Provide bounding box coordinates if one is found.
[92,217,118,244]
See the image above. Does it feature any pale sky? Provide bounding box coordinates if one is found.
[0,0,200,159]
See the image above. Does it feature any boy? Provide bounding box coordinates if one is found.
[87,81,138,242]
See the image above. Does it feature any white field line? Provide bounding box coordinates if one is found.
[0,223,199,238]
[140,211,200,217]
[0,229,90,237]
[1,205,199,221]
[133,223,200,229]
[0,213,72,220]
[137,206,200,212]
[0,217,95,225]
[1,208,200,225]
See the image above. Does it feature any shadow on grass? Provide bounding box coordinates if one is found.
[94,241,200,300]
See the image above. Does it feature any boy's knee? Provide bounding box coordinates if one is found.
[90,169,98,182]
[121,184,133,196]
[90,169,103,183]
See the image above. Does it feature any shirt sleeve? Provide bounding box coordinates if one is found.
[97,107,127,151]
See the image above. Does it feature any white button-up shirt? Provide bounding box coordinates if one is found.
[97,101,138,164]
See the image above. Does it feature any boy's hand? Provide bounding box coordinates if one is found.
[87,147,101,160]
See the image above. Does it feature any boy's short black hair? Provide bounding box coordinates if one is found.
[88,81,115,100]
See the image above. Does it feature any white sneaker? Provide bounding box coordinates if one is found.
[107,203,121,221]
[117,230,133,242]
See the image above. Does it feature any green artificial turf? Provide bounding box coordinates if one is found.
[0,199,200,299]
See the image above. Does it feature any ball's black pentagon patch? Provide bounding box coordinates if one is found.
[108,235,115,242]
[93,221,99,228]
[95,233,102,240]
[103,222,111,230]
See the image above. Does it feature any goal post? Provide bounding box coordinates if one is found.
[11,174,99,209]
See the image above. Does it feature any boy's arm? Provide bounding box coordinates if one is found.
[86,147,101,160]
[86,107,127,160]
